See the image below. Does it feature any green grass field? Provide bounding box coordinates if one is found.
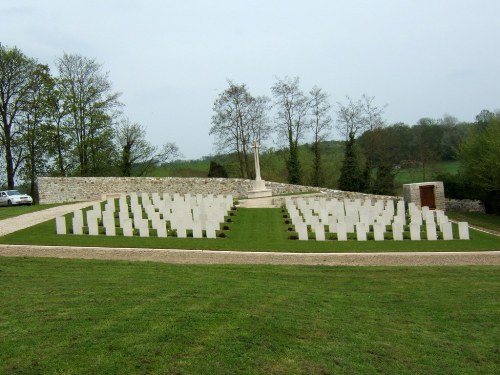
[1,207,499,252]
[448,211,500,233]
[0,257,498,374]
[394,161,460,194]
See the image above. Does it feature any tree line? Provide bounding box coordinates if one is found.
[0,43,180,201]
[209,78,500,212]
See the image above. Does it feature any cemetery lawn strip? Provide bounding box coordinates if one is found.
[448,211,500,233]
[0,208,500,252]
[0,257,498,374]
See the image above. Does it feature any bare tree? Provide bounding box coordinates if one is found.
[115,117,181,176]
[271,76,309,184]
[360,94,387,169]
[210,81,270,178]
[335,96,365,142]
[309,86,332,187]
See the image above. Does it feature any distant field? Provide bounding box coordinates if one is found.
[149,156,459,197]
[395,161,459,186]
[147,159,211,177]
[0,258,498,374]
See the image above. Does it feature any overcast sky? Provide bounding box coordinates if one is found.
[2,0,499,159]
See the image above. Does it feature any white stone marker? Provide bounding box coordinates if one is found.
[122,221,133,237]
[426,222,438,241]
[356,223,367,241]
[410,223,421,241]
[192,221,203,238]
[373,222,385,241]
[87,213,99,236]
[314,225,325,241]
[56,216,66,234]
[440,221,453,240]
[295,223,308,241]
[72,211,83,235]
[392,223,404,241]
[156,222,167,238]
[139,224,150,237]
[458,222,470,240]
[176,225,187,238]
[336,222,347,241]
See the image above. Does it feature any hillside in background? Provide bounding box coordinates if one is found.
[147,141,460,196]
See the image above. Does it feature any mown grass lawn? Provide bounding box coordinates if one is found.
[0,208,499,252]
[448,211,500,233]
[0,257,498,374]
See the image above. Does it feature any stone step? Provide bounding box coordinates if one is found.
[238,197,277,208]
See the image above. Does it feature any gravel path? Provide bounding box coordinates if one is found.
[0,203,499,266]
[0,244,499,266]
[0,201,100,237]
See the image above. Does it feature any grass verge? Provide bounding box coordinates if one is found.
[0,208,499,252]
[0,257,498,374]
[448,211,500,233]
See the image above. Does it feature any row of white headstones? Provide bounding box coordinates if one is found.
[56,193,234,238]
[286,197,470,241]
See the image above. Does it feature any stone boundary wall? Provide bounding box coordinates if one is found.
[38,177,323,204]
[38,177,401,205]
[445,198,485,213]
[38,177,484,212]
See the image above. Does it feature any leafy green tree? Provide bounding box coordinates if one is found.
[459,115,500,195]
[48,80,75,176]
[0,44,38,188]
[338,136,364,192]
[56,53,121,176]
[207,161,228,178]
[457,111,500,214]
[337,97,371,191]
[371,163,395,196]
[272,76,309,184]
[18,64,55,201]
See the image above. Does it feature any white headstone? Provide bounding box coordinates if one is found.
[336,222,347,241]
[392,223,404,241]
[373,222,385,241]
[156,222,167,238]
[122,221,133,237]
[356,223,367,241]
[426,222,438,241]
[441,221,453,240]
[458,222,470,240]
[314,225,325,241]
[56,216,66,234]
[410,223,421,240]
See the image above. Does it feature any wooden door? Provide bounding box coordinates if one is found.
[419,185,436,209]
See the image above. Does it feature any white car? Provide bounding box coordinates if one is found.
[0,190,33,206]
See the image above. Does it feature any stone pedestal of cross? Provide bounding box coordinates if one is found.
[247,141,272,198]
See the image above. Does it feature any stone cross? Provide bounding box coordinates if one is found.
[253,141,262,181]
